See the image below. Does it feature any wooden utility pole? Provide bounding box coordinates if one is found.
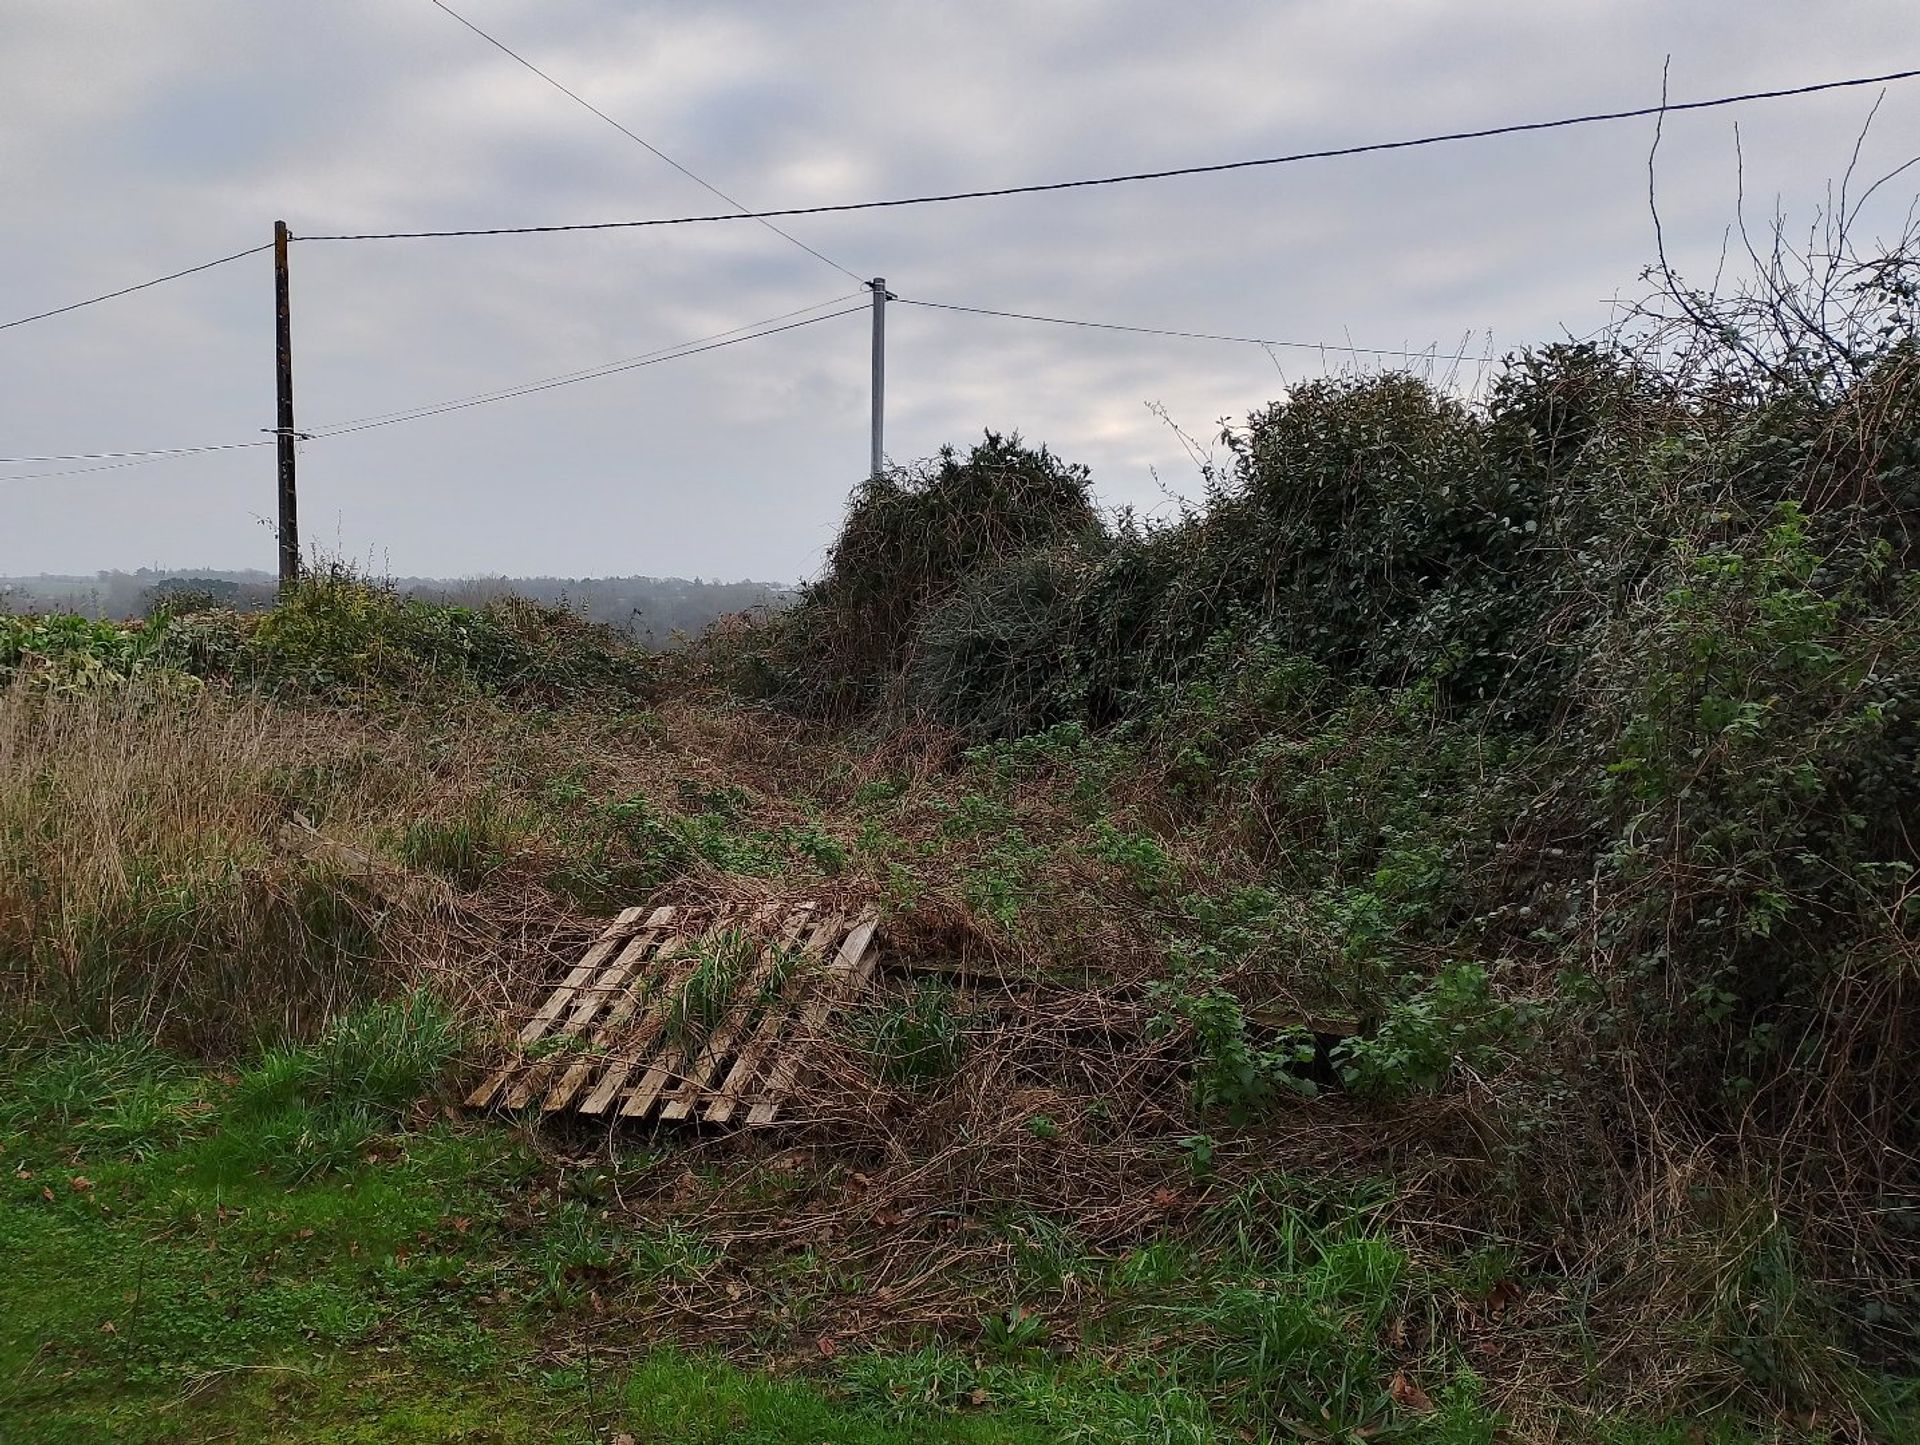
[273,220,299,588]
[869,277,887,479]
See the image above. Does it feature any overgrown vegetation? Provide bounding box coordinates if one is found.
[7,205,1920,1441]
[737,205,1920,1433]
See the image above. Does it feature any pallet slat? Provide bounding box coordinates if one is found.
[464,906,650,1108]
[658,908,821,1122]
[575,936,709,1116]
[746,910,881,1126]
[471,901,880,1125]
[703,910,848,1126]
[504,908,678,1110]
[541,914,686,1111]
[617,902,785,1120]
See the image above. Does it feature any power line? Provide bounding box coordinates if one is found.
[0,441,276,485]
[1,296,869,484]
[308,297,867,438]
[0,440,276,467]
[424,0,864,284]
[299,65,1920,242]
[0,243,272,334]
[897,296,1487,361]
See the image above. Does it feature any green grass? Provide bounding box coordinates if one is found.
[0,1037,1119,1444]
[0,1035,1829,1444]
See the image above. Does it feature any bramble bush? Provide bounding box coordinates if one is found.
[766,212,1920,1408]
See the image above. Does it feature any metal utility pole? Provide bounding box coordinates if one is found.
[273,220,299,589]
[869,277,887,479]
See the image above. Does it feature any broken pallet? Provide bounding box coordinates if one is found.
[466,902,880,1126]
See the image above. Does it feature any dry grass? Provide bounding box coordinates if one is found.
[0,680,590,1049]
[3,665,1908,1435]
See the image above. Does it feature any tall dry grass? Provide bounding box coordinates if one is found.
[0,681,456,1050]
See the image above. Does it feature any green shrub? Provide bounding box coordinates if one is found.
[906,545,1092,739]
[1332,964,1518,1099]
[766,432,1099,715]
[0,612,178,687]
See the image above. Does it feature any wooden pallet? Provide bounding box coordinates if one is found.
[466,902,881,1126]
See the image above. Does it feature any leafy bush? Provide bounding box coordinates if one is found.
[228,567,655,701]
[763,432,1099,715]
[1332,964,1517,1099]
[906,544,1091,738]
[0,612,178,688]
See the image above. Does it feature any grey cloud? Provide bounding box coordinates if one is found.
[3,0,1917,581]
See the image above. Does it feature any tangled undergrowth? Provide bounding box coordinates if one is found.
[721,208,1920,1436]
[8,209,1920,1442]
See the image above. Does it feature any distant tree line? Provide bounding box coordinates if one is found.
[0,569,791,647]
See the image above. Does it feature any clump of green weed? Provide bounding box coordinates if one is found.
[860,984,964,1088]
[663,931,756,1049]
[1333,963,1520,1099]
[230,989,461,1123]
[155,565,654,703]
[390,796,528,889]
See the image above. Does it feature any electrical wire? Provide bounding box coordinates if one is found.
[305,295,867,437]
[0,440,277,467]
[0,441,277,485]
[0,243,272,334]
[897,296,1485,361]
[299,66,1920,242]
[1,297,868,484]
[424,0,865,284]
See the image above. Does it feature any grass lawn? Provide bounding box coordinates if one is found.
[0,1036,1129,1445]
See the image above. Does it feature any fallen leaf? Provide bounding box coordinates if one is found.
[816,1334,838,1359]
[1150,1187,1183,1209]
[1484,1279,1521,1316]
[967,1387,990,1406]
[69,1176,94,1193]
[40,1186,53,1203]
[612,1435,635,1445]
[1390,1372,1435,1413]
[99,1320,116,1335]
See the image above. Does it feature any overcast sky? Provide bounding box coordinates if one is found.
[3,2,1917,583]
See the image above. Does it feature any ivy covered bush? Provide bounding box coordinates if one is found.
[760,217,1920,1392]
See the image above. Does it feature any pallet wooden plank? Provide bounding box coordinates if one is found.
[746,910,881,1126]
[620,904,785,1120]
[506,908,679,1110]
[541,934,685,1113]
[517,907,650,1045]
[702,911,848,1126]
[559,907,679,1032]
[464,906,649,1108]
[540,910,685,1111]
[575,934,711,1116]
[658,906,823,1122]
